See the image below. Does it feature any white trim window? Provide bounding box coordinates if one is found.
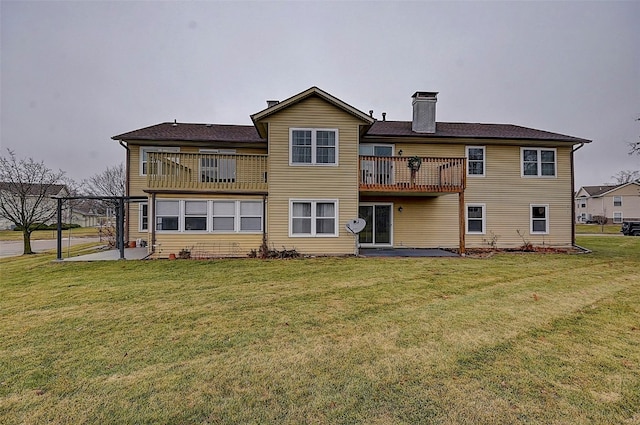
[613,196,622,207]
[466,204,486,234]
[521,148,556,177]
[290,129,338,165]
[613,212,623,224]
[239,201,263,232]
[184,201,208,231]
[140,147,180,176]
[139,203,148,231]
[466,146,485,177]
[290,200,338,237]
[578,197,586,208]
[530,204,549,234]
[211,200,264,233]
[211,201,236,232]
[156,200,180,231]
[155,199,263,233]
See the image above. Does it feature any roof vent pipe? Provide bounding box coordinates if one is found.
[267,100,279,108]
[172,119,178,127]
[382,112,386,121]
[369,110,373,117]
[411,92,438,133]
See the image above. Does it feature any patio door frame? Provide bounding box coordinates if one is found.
[358,202,394,247]
[359,144,395,186]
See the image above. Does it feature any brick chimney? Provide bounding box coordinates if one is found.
[411,92,438,133]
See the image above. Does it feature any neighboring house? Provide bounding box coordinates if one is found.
[68,199,113,228]
[0,183,69,229]
[575,181,640,224]
[112,87,590,257]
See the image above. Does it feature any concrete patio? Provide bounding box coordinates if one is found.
[60,247,150,261]
[359,248,459,257]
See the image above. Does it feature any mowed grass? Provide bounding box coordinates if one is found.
[0,227,101,241]
[575,224,623,234]
[1,237,639,424]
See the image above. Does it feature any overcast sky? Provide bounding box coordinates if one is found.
[1,1,638,188]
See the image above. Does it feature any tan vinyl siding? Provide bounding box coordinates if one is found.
[133,190,265,258]
[264,96,363,255]
[360,196,460,249]
[126,144,266,243]
[363,143,574,249]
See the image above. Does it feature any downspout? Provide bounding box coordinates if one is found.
[262,195,267,250]
[119,140,130,244]
[571,143,585,246]
[151,192,157,255]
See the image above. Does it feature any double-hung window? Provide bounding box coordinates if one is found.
[239,201,263,232]
[466,146,485,177]
[184,201,207,231]
[156,200,179,231]
[139,203,148,231]
[613,196,622,207]
[140,147,180,176]
[578,197,586,208]
[466,204,486,234]
[212,201,236,232]
[522,148,556,177]
[211,200,263,233]
[155,199,263,233]
[530,204,549,234]
[290,129,338,165]
[613,212,623,224]
[290,200,338,237]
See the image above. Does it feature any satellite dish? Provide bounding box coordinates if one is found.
[345,218,366,234]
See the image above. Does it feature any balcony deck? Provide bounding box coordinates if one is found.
[146,152,268,193]
[359,156,466,195]
[145,153,465,195]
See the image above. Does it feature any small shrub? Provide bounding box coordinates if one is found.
[178,249,191,259]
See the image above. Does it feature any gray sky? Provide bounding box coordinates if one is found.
[1,1,638,188]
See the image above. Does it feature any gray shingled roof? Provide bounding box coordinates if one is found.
[112,122,265,143]
[581,184,624,197]
[365,121,590,143]
[113,120,590,145]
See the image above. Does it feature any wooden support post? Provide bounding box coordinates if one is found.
[458,191,466,256]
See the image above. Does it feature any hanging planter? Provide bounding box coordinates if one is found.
[407,156,422,171]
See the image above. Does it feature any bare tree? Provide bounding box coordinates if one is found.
[82,163,125,197]
[0,149,66,254]
[610,170,640,184]
[630,117,640,156]
[82,163,126,247]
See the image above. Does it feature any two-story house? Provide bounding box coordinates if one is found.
[575,181,640,224]
[112,87,590,258]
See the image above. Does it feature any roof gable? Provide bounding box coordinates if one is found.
[250,87,375,138]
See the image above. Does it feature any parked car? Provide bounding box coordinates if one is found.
[620,221,640,236]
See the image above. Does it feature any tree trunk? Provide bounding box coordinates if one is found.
[23,230,33,255]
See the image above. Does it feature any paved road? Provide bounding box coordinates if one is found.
[0,237,101,258]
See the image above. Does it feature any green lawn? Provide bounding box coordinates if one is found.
[1,237,639,424]
[0,227,102,241]
[575,223,623,234]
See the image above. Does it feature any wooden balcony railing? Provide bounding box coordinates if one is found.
[146,152,268,192]
[359,156,466,193]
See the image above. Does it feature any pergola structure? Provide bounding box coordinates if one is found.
[52,195,147,261]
